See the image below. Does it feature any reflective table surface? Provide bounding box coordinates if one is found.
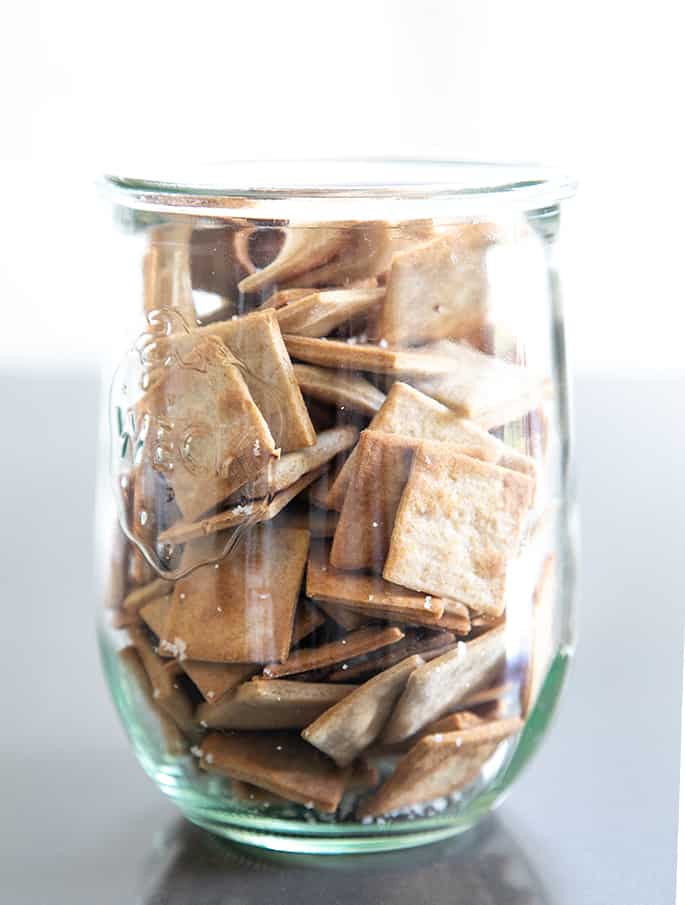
[1,372,681,904]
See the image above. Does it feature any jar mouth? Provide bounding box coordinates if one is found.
[102,158,577,223]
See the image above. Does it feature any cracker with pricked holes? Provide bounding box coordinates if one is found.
[275,287,385,338]
[143,222,196,327]
[118,646,187,755]
[199,731,348,813]
[327,631,455,682]
[382,625,506,743]
[302,655,423,767]
[328,382,535,509]
[330,432,418,572]
[284,335,458,377]
[410,340,547,430]
[377,224,496,346]
[358,717,522,817]
[263,626,404,679]
[182,661,258,704]
[307,542,446,623]
[197,679,356,730]
[161,525,309,663]
[159,468,322,544]
[384,447,534,616]
[227,426,358,503]
[194,309,316,453]
[140,332,277,522]
[294,364,386,417]
[238,227,347,293]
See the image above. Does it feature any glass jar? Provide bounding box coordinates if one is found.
[97,160,578,853]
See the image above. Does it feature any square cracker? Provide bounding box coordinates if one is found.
[196,679,355,729]
[409,341,546,430]
[358,717,522,817]
[199,731,348,812]
[275,287,385,338]
[302,654,423,767]
[377,225,495,346]
[195,309,316,452]
[382,625,506,743]
[262,626,404,679]
[140,333,277,521]
[161,525,309,663]
[330,431,418,572]
[284,335,459,377]
[294,364,386,417]
[327,382,534,511]
[384,446,533,616]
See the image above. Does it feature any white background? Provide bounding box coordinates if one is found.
[1,0,683,372]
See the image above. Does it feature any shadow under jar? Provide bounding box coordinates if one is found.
[97,160,578,853]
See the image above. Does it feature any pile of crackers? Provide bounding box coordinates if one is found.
[108,217,555,819]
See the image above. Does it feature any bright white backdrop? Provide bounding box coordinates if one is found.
[2,0,683,371]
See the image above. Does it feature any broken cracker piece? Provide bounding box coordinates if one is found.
[161,525,309,663]
[358,717,522,817]
[200,731,348,813]
[276,287,385,338]
[410,341,547,430]
[197,679,355,730]
[382,625,506,743]
[384,446,533,617]
[263,626,404,679]
[284,335,458,377]
[294,364,386,416]
[303,654,423,767]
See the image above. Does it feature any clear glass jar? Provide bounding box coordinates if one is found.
[97,160,578,853]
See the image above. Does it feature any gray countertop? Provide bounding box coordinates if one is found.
[1,371,682,905]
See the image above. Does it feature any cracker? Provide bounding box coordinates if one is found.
[143,223,196,328]
[377,225,495,346]
[384,447,534,616]
[285,223,392,288]
[302,655,423,767]
[291,602,326,645]
[327,631,456,682]
[307,542,446,623]
[181,662,258,704]
[284,335,458,377]
[238,227,347,293]
[227,426,358,503]
[327,382,534,510]
[382,625,506,743]
[230,779,290,807]
[118,646,187,756]
[314,601,369,632]
[262,626,404,679]
[139,595,172,637]
[294,364,386,416]
[231,757,378,806]
[195,309,316,452]
[199,731,348,812]
[159,468,322,544]
[410,340,547,429]
[260,288,316,310]
[161,525,309,663]
[129,626,196,736]
[140,333,277,521]
[462,681,512,709]
[275,287,385,337]
[419,709,484,738]
[320,602,470,635]
[122,578,174,614]
[197,679,356,730]
[358,717,523,817]
[330,431,417,572]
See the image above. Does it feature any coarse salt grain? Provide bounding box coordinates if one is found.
[200,720,208,728]
[207,691,215,699]
[190,745,203,758]
[378,338,388,348]
[152,688,160,699]
[371,521,379,528]
[205,752,215,763]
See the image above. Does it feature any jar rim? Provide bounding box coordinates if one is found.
[101,158,577,223]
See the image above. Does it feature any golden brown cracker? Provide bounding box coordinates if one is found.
[284,335,458,377]
[263,626,404,679]
[294,364,386,416]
